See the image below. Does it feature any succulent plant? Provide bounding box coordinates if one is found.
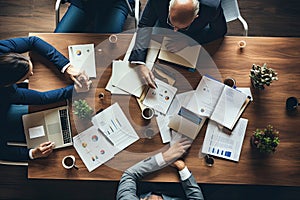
[251,125,280,153]
[249,63,278,89]
[73,99,93,119]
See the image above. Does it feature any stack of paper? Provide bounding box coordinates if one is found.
[105,34,161,96]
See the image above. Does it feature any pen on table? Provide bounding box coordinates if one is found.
[154,81,158,89]
[97,128,115,146]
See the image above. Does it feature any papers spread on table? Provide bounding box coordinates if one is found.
[158,37,201,70]
[91,103,139,150]
[202,118,248,162]
[195,75,251,130]
[73,126,115,172]
[143,79,177,114]
[68,44,96,78]
[74,103,139,172]
[105,33,161,95]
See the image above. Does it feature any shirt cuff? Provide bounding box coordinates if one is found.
[154,153,166,167]
[130,61,146,65]
[29,149,34,160]
[178,166,191,181]
[61,62,71,73]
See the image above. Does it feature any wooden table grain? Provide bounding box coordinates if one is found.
[27,33,300,186]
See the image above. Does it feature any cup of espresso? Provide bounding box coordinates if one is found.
[142,107,155,120]
[286,97,299,111]
[238,40,246,49]
[62,155,78,170]
[223,77,236,88]
[204,155,214,167]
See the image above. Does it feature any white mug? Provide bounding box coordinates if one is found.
[62,155,78,170]
[109,34,118,44]
[142,107,155,120]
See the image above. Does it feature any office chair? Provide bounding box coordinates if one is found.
[221,0,248,36]
[0,143,28,166]
[55,0,140,29]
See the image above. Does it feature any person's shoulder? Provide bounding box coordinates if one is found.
[200,0,221,9]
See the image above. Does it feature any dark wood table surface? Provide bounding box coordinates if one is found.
[27,33,300,186]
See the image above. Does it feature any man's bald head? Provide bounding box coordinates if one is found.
[169,0,199,25]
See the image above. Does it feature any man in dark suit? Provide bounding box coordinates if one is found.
[129,0,227,88]
[0,36,91,161]
[117,138,204,199]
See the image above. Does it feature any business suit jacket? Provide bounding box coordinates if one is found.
[129,0,227,63]
[0,36,73,161]
[116,154,204,200]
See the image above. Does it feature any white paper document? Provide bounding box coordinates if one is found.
[68,44,96,78]
[106,34,161,95]
[29,125,45,139]
[195,76,250,130]
[91,103,139,150]
[202,118,248,162]
[143,79,177,114]
[73,126,115,172]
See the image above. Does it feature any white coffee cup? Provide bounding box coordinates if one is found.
[142,107,155,120]
[109,34,118,44]
[238,40,246,49]
[62,155,78,170]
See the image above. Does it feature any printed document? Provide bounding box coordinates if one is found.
[68,44,96,78]
[143,79,177,114]
[202,118,248,162]
[73,126,115,172]
[195,76,250,130]
[91,103,139,150]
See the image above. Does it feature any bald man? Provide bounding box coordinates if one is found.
[129,0,226,88]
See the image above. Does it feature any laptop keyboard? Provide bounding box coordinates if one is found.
[59,109,72,144]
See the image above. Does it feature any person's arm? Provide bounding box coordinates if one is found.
[0,36,69,70]
[8,84,74,105]
[128,0,158,88]
[0,36,83,86]
[117,138,192,200]
[173,160,204,200]
[0,139,30,161]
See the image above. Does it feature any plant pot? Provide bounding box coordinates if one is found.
[250,78,264,90]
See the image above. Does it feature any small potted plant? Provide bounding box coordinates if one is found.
[73,99,93,119]
[249,63,278,90]
[251,125,280,153]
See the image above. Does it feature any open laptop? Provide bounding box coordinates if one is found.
[22,106,72,149]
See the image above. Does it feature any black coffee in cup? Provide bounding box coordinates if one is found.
[64,157,74,167]
[142,107,154,119]
[286,97,299,111]
[205,155,214,166]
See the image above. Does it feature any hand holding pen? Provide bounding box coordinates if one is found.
[136,64,157,89]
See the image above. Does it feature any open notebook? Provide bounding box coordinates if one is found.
[195,75,251,130]
[158,37,201,70]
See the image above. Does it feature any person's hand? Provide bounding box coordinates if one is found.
[32,141,55,159]
[165,36,189,53]
[74,79,92,93]
[136,64,156,89]
[65,65,82,87]
[162,138,192,164]
[172,160,186,171]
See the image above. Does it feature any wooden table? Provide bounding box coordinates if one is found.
[27,33,300,187]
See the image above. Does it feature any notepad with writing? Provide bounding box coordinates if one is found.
[195,76,251,130]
